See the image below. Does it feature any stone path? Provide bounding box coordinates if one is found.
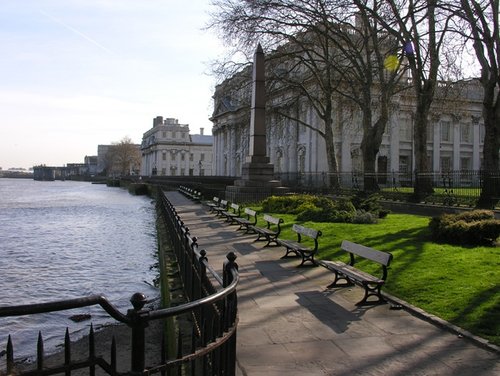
[166,191,499,376]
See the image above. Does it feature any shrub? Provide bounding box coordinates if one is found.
[295,196,356,223]
[352,210,379,224]
[429,210,500,246]
[261,194,316,214]
[350,192,390,218]
[261,194,386,224]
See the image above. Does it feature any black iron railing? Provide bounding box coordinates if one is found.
[274,170,500,207]
[0,190,239,375]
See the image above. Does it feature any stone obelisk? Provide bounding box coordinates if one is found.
[238,43,276,184]
[226,44,285,202]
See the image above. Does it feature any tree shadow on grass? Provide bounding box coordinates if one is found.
[450,285,500,346]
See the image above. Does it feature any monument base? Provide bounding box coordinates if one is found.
[225,184,290,203]
[226,159,289,202]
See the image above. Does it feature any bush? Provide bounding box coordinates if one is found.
[429,210,500,246]
[261,194,316,214]
[352,210,379,224]
[261,194,387,224]
[350,192,390,218]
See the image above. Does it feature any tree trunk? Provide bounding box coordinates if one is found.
[323,106,339,190]
[477,91,500,208]
[412,93,434,201]
[360,120,383,192]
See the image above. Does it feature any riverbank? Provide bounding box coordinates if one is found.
[14,320,163,375]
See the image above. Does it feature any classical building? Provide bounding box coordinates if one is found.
[211,68,485,181]
[141,117,213,177]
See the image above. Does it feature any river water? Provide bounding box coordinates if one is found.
[0,179,159,363]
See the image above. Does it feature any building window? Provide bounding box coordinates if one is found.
[181,153,185,161]
[162,131,166,138]
[171,153,176,162]
[399,155,410,173]
[460,123,472,143]
[173,131,177,139]
[162,152,166,161]
[460,157,472,171]
[190,153,194,161]
[161,168,166,175]
[440,121,451,142]
[440,156,452,172]
[200,153,205,161]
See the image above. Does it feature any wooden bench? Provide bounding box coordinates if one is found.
[212,199,228,217]
[221,203,241,224]
[178,186,201,201]
[233,208,258,232]
[317,240,393,306]
[249,214,284,246]
[277,224,322,266]
[205,197,220,213]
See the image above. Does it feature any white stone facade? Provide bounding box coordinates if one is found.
[141,117,213,177]
[211,76,485,177]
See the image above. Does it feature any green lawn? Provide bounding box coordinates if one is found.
[255,211,500,346]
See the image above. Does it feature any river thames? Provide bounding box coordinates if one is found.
[0,179,159,363]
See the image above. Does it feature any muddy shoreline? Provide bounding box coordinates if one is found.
[12,319,164,375]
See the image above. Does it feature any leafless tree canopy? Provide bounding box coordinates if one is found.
[209,0,500,204]
[105,137,141,177]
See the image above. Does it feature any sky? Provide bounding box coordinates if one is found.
[0,0,227,169]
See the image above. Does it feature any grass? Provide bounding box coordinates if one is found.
[252,210,500,346]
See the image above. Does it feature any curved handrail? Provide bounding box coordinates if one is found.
[148,264,238,320]
[0,255,238,324]
[0,294,130,324]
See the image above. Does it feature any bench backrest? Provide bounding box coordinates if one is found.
[244,208,257,217]
[341,240,393,266]
[220,199,228,208]
[263,214,283,226]
[230,203,239,210]
[212,197,220,203]
[292,224,322,239]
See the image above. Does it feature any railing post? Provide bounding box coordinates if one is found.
[127,292,149,374]
[223,252,238,376]
[223,252,238,288]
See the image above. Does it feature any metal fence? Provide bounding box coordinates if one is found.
[274,170,500,207]
[0,190,239,376]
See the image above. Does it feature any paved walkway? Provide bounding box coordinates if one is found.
[166,191,499,376]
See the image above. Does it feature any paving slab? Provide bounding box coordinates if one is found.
[165,191,499,376]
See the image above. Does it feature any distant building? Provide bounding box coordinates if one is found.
[84,155,98,176]
[97,145,111,175]
[141,117,213,176]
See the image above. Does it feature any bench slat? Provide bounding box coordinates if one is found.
[319,260,383,284]
[341,240,392,266]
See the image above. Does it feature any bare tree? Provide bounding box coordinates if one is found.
[210,0,410,191]
[210,0,343,183]
[361,0,457,199]
[451,0,500,208]
[106,137,141,177]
